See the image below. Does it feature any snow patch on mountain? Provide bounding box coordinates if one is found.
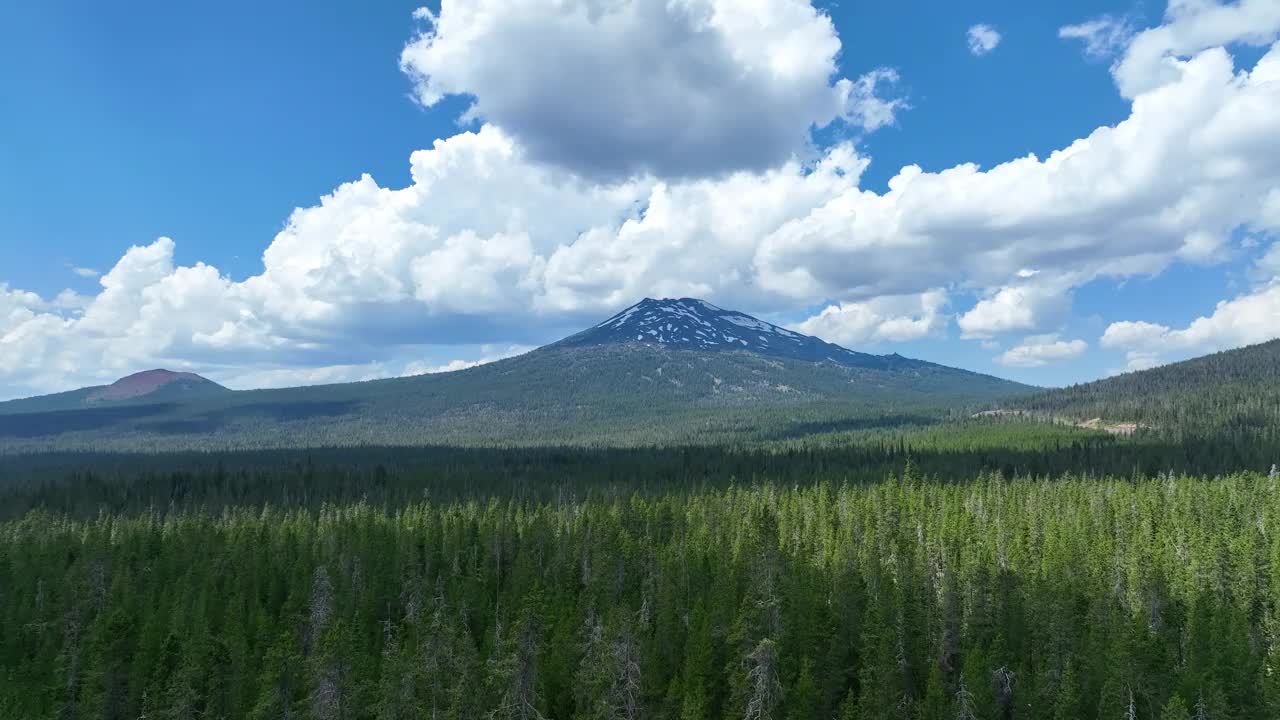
[559,298,928,371]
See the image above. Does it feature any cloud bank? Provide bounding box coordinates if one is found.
[2,0,1280,397]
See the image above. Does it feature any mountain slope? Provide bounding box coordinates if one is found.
[1010,339,1280,433]
[0,299,1032,450]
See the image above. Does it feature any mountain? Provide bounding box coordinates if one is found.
[88,369,228,403]
[0,299,1032,450]
[558,297,926,370]
[1010,338,1280,434]
[0,369,229,415]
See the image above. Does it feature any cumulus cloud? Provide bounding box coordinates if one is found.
[792,289,948,347]
[1101,281,1280,369]
[1064,0,1280,97]
[957,278,1074,339]
[755,42,1280,303]
[967,24,1001,56]
[0,285,44,334]
[998,334,1088,368]
[0,240,293,398]
[399,0,905,178]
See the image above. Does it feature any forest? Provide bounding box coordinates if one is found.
[4,468,1280,719]
[3,419,1280,719]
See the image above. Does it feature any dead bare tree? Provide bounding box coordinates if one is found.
[309,566,335,650]
[310,660,344,720]
[954,683,977,720]
[57,607,82,720]
[488,616,546,720]
[608,626,643,720]
[742,638,782,720]
[991,666,1016,720]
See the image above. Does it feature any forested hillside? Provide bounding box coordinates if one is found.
[4,471,1279,719]
[1011,339,1280,435]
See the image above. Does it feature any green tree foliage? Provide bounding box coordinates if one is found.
[3,470,1280,718]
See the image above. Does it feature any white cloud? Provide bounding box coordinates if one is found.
[1252,241,1280,281]
[792,289,948,347]
[52,289,90,311]
[967,24,1001,56]
[1064,0,1280,98]
[70,266,100,278]
[755,42,1280,302]
[0,284,43,334]
[957,279,1074,339]
[998,334,1088,368]
[399,0,905,178]
[1101,281,1280,369]
[223,363,393,390]
[401,344,535,376]
[836,68,908,134]
[1059,15,1136,59]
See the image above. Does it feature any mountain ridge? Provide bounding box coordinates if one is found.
[1010,338,1280,434]
[0,298,1033,450]
[555,297,930,370]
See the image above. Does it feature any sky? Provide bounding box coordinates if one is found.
[1,0,1279,399]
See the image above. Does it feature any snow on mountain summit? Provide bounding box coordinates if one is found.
[597,298,802,348]
[559,298,922,370]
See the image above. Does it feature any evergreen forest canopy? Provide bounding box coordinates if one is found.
[1010,339,1280,437]
[2,338,1280,719]
[4,464,1280,720]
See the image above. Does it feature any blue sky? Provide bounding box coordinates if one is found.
[1,0,1278,398]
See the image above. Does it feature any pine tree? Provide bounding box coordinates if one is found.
[1161,692,1192,720]
[1050,662,1081,720]
[250,631,305,720]
[784,659,817,720]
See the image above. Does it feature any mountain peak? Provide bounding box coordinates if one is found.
[557,297,923,370]
[588,297,801,347]
[86,369,227,403]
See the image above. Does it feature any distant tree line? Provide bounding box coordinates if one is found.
[3,419,1279,521]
